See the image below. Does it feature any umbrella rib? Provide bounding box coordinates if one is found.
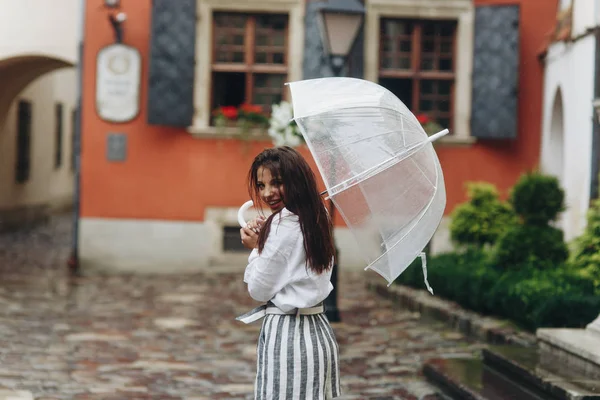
[325,140,430,196]
[293,104,414,122]
[366,183,439,274]
[317,127,424,154]
[319,129,448,196]
[409,155,435,188]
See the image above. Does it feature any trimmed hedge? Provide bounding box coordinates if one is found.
[492,172,568,270]
[449,182,517,248]
[493,225,569,270]
[401,174,596,331]
[570,198,600,290]
[398,250,598,331]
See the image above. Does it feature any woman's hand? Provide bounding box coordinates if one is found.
[240,216,265,249]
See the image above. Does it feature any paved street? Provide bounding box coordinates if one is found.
[0,214,484,399]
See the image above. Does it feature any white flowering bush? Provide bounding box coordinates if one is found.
[268,101,304,148]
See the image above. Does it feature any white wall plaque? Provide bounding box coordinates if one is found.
[96,44,141,123]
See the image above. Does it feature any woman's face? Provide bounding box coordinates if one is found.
[256,166,285,212]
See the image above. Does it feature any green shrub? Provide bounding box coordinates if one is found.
[531,294,600,328]
[510,171,565,225]
[399,253,598,331]
[486,267,595,329]
[493,172,568,270]
[398,248,499,314]
[493,225,569,269]
[570,198,600,290]
[450,182,517,247]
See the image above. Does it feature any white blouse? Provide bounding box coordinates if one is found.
[244,208,333,312]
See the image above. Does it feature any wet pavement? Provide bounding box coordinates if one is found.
[0,213,485,399]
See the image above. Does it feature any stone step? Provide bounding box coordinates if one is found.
[536,328,600,380]
[424,345,600,400]
[423,357,548,400]
[482,346,600,400]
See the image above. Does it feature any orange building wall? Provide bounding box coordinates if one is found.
[81,0,557,224]
[436,0,558,205]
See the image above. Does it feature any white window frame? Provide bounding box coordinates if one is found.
[189,0,305,137]
[365,0,475,144]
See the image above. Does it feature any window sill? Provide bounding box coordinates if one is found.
[437,135,476,147]
[188,125,477,146]
[187,125,272,141]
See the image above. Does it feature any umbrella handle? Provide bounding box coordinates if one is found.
[238,200,254,227]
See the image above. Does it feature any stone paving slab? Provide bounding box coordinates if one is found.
[0,214,487,399]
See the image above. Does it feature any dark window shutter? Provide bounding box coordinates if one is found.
[302,1,364,79]
[15,101,32,184]
[147,0,197,127]
[471,5,520,139]
[303,1,332,79]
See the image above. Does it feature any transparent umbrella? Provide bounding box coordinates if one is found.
[239,77,448,292]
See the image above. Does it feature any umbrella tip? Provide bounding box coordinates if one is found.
[427,129,450,143]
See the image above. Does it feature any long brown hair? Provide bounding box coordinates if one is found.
[248,147,334,274]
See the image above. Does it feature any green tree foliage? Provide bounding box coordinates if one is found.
[449,182,517,248]
[493,172,568,269]
[510,171,565,225]
[570,198,600,290]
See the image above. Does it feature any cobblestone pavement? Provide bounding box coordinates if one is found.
[0,214,484,399]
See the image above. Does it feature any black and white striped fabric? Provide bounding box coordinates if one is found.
[254,313,341,399]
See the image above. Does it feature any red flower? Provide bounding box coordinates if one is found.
[416,114,429,124]
[219,106,238,120]
[240,103,263,114]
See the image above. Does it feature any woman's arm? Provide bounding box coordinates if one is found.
[244,220,299,302]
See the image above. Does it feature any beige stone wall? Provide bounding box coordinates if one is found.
[0,0,79,229]
[0,68,76,219]
[0,0,78,64]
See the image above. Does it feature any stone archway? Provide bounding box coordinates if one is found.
[540,87,566,234]
[545,87,565,182]
[0,54,74,130]
[0,54,75,231]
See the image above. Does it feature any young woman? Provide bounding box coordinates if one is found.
[237,146,341,400]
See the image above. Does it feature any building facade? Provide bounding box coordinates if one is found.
[540,0,600,241]
[78,0,557,273]
[0,0,79,231]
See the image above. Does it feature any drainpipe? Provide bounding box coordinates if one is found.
[68,0,86,275]
[590,27,600,201]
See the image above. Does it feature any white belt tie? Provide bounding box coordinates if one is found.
[236,303,324,324]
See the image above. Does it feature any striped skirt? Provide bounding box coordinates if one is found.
[254,313,341,400]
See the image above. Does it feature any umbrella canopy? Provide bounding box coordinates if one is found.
[287,77,448,289]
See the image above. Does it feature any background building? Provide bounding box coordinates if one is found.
[78,0,557,273]
[540,0,600,241]
[0,0,79,231]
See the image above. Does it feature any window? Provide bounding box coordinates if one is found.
[15,101,32,184]
[55,103,63,168]
[211,12,288,122]
[222,226,247,252]
[378,19,456,131]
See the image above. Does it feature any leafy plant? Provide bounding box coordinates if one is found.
[493,172,568,270]
[493,225,569,270]
[416,113,444,135]
[510,171,565,225]
[570,198,600,290]
[213,103,269,138]
[398,252,598,330]
[449,182,517,248]
[267,101,304,147]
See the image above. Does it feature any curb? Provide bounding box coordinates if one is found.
[367,277,536,347]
